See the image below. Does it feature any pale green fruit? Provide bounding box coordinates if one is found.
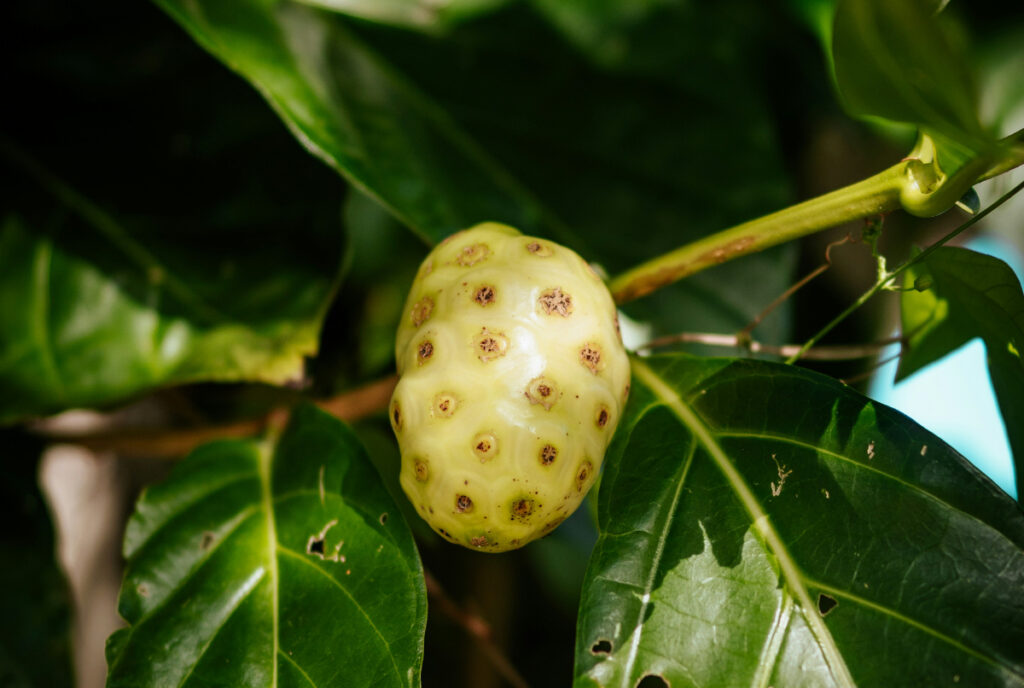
[390,223,630,551]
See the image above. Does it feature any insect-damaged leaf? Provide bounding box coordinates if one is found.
[575,355,1024,687]
[106,405,426,688]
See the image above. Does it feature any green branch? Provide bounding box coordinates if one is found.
[609,131,1024,305]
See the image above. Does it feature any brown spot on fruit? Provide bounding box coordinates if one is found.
[511,498,534,520]
[414,459,429,482]
[526,377,559,410]
[475,328,508,362]
[473,433,498,461]
[539,288,573,316]
[470,535,489,547]
[411,296,434,327]
[456,243,490,266]
[391,401,402,431]
[434,393,457,418]
[576,461,593,491]
[417,340,434,365]
[473,285,496,306]
[438,528,454,541]
[526,240,552,257]
[580,343,602,373]
[540,444,558,466]
[456,495,473,513]
[596,406,610,428]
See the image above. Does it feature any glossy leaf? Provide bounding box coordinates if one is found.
[575,355,1024,687]
[0,211,335,423]
[0,0,345,422]
[832,0,994,167]
[294,0,507,31]
[106,405,426,688]
[151,0,793,268]
[899,246,1024,496]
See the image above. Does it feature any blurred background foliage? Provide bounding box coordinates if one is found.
[1,0,1022,686]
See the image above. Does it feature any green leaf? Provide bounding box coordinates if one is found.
[106,405,426,688]
[576,355,1024,687]
[150,0,794,270]
[899,246,1024,497]
[832,0,995,168]
[0,0,345,422]
[0,209,336,422]
[293,0,508,31]
[0,430,74,688]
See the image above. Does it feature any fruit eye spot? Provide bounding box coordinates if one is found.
[540,444,558,465]
[470,535,489,547]
[511,498,534,520]
[411,296,434,327]
[526,377,559,410]
[413,459,429,482]
[473,433,498,461]
[475,328,508,362]
[434,393,457,418]
[455,495,473,513]
[455,243,490,266]
[417,340,434,364]
[539,288,573,317]
[596,406,610,428]
[580,343,602,373]
[473,285,496,306]
[576,461,593,491]
[526,241,552,257]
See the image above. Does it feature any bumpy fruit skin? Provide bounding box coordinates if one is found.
[390,222,630,552]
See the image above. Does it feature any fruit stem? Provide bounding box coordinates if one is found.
[609,130,1024,305]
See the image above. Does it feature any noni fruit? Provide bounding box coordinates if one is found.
[390,222,630,552]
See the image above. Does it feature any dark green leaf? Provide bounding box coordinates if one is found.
[153,0,802,342]
[576,355,1024,687]
[151,0,794,269]
[106,405,426,688]
[832,0,995,167]
[0,0,344,422]
[0,430,74,688]
[899,246,1024,497]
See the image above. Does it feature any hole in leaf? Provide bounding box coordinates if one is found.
[636,675,669,688]
[818,593,838,617]
[591,639,613,655]
[308,538,325,556]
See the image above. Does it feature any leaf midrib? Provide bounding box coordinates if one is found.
[632,358,857,688]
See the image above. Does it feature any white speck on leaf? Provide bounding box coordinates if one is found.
[770,453,792,496]
[867,441,876,460]
[920,444,928,456]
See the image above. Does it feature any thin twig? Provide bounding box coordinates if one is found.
[787,177,1024,364]
[640,331,904,361]
[840,351,905,385]
[737,233,856,341]
[33,376,398,458]
[424,570,531,688]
